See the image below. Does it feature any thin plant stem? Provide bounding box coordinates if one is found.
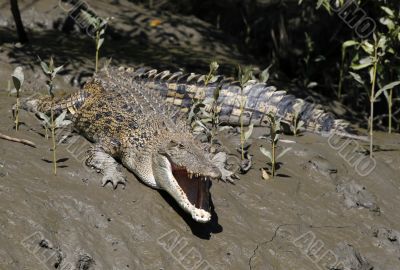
[388,88,392,134]
[15,90,19,131]
[240,94,245,160]
[51,101,57,175]
[271,140,276,177]
[204,70,216,148]
[369,43,378,157]
[95,29,100,73]
[338,54,345,99]
[49,81,57,175]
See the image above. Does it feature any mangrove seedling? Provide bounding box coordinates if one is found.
[291,99,305,136]
[349,34,400,156]
[374,81,400,134]
[37,111,72,141]
[11,66,24,131]
[205,61,221,146]
[81,10,108,73]
[40,57,63,175]
[259,113,293,178]
[237,65,254,160]
[189,61,221,149]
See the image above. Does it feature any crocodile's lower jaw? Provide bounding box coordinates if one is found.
[153,155,213,223]
[171,164,212,223]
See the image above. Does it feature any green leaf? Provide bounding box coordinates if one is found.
[238,65,253,86]
[297,120,305,130]
[381,6,395,18]
[383,89,389,101]
[274,133,280,143]
[349,72,365,85]
[368,67,374,84]
[361,41,374,55]
[97,37,104,50]
[244,123,254,141]
[11,66,24,90]
[292,99,305,115]
[351,57,373,70]
[307,82,318,88]
[209,61,219,74]
[208,75,219,84]
[316,0,324,9]
[380,18,395,31]
[194,120,209,133]
[37,112,50,127]
[280,139,296,144]
[342,40,359,49]
[53,65,63,75]
[375,81,400,99]
[260,63,273,83]
[55,111,67,127]
[260,147,272,161]
[40,61,50,74]
[277,147,292,160]
[377,36,387,50]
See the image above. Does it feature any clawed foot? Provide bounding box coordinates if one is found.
[101,167,127,189]
[211,152,239,183]
[86,145,127,189]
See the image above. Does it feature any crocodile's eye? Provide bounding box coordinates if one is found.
[169,140,184,149]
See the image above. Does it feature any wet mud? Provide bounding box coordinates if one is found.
[1,1,400,269]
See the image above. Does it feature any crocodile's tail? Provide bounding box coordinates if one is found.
[123,66,367,141]
[20,83,101,117]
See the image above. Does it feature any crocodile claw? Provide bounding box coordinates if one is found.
[211,152,239,183]
[86,145,127,189]
[101,170,126,189]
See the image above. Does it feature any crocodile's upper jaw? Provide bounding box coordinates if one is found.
[152,153,220,223]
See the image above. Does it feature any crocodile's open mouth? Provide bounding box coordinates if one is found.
[171,163,211,212]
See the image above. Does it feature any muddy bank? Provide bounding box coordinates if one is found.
[1,89,400,269]
[1,0,400,269]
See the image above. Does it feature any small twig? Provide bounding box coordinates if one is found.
[0,132,36,148]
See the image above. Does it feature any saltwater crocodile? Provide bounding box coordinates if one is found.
[23,65,363,223]
[24,66,221,223]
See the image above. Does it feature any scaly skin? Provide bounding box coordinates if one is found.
[23,65,365,223]
[126,67,366,140]
[24,66,221,223]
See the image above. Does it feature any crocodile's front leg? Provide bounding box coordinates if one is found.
[86,145,127,189]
